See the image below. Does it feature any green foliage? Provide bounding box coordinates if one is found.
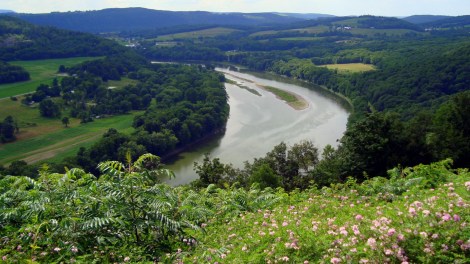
[182,160,470,263]
[0,16,126,61]
[39,99,61,118]
[0,154,284,263]
[0,60,29,84]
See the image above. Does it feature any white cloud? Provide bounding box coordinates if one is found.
[1,0,469,16]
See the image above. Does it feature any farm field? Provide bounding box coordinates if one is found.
[323,63,376,73]
[155,27,240,41]
[0,57,98,99]
[0,111,140,165]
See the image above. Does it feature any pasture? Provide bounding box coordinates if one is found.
[0,57,98,99]
[0,111,140,165]
[155,27,240,41]
[323,63,376,73]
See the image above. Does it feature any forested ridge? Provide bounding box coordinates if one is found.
[0,16,127,61]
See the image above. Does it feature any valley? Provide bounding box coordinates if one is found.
[0,5,469,263]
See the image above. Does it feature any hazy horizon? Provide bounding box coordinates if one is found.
[1,0,469,17]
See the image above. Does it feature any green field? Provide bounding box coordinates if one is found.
[350,28,423,37]
[277,37,324,41]
[155,27,240,41]
[105,77,139,89]
[0,112,140,165]
[323,63,376,73]
[0,57,98,99]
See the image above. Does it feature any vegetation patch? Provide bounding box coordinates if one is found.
[0,112,139,165]
[260,85,309,110]
[0,57,98,99]
[323,63,376,73]
[155,27,240,41]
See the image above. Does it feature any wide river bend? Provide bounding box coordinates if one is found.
[165,67,349,185]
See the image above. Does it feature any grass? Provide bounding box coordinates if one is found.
[350,28,423,37]
[105,77,139,89]
[323,63,376,73]
[263,86,297,103]
[155,27,240,41]
[0,57,99,99]
[261,85,308,110]
[0,112,140,165]
[277,37,324,41]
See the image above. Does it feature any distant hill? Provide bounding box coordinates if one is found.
[0,10,14,14]
[275,13,335,20]
[422,15,470,28]
[402,15,451,24]
[0,16,127,60]
[12,8,305,33]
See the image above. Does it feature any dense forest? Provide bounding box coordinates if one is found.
[0,16,127,60]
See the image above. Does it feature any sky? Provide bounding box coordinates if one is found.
[2,0,470,17]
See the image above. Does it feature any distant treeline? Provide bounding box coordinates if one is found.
[0,16,127,61]
[0,61,29,84]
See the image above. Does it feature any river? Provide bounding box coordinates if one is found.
[164,67,349,186]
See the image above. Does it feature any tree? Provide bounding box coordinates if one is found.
[194,154,227,187]
[39,99,61,118]
[0,116,16,143]
[61,116,70,127]
[429,91,470,167]
[248,163,281,189]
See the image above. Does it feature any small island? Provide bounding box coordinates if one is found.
[258,84,309,110]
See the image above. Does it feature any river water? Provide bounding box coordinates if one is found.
[164,67,349,185]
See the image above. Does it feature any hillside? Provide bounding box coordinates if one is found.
[0,158,468,263]
[0,16,126,60]
[12,8,304,33]
[403,15,451,24]
[423,15,470,28]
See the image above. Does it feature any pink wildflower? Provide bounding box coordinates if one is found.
[352,225,360,235]
[280,256,289,262]
[124,257,130,262]
[442,213,451,221]
[408,207,416,216]
[367,238,377,249]
[387,228,396,236]
[2,256,7,261]
[331,257,341,264]
[71,246,78,253]
[304,261,309,264]
[384,249,393,255]
[282,221,288,227]
[53,247,61,252]
[465,181,470,191]
[359,259,369,263]
[355,214,363,221]
[422,210,430,216]
[453,214,461,222]
[242,245,248,251]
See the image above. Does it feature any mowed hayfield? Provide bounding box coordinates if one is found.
[0,110,140,165]
[0,57,98,99]
[0,73,144,165]
[323,63,376,73]
[155,27,240,41]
